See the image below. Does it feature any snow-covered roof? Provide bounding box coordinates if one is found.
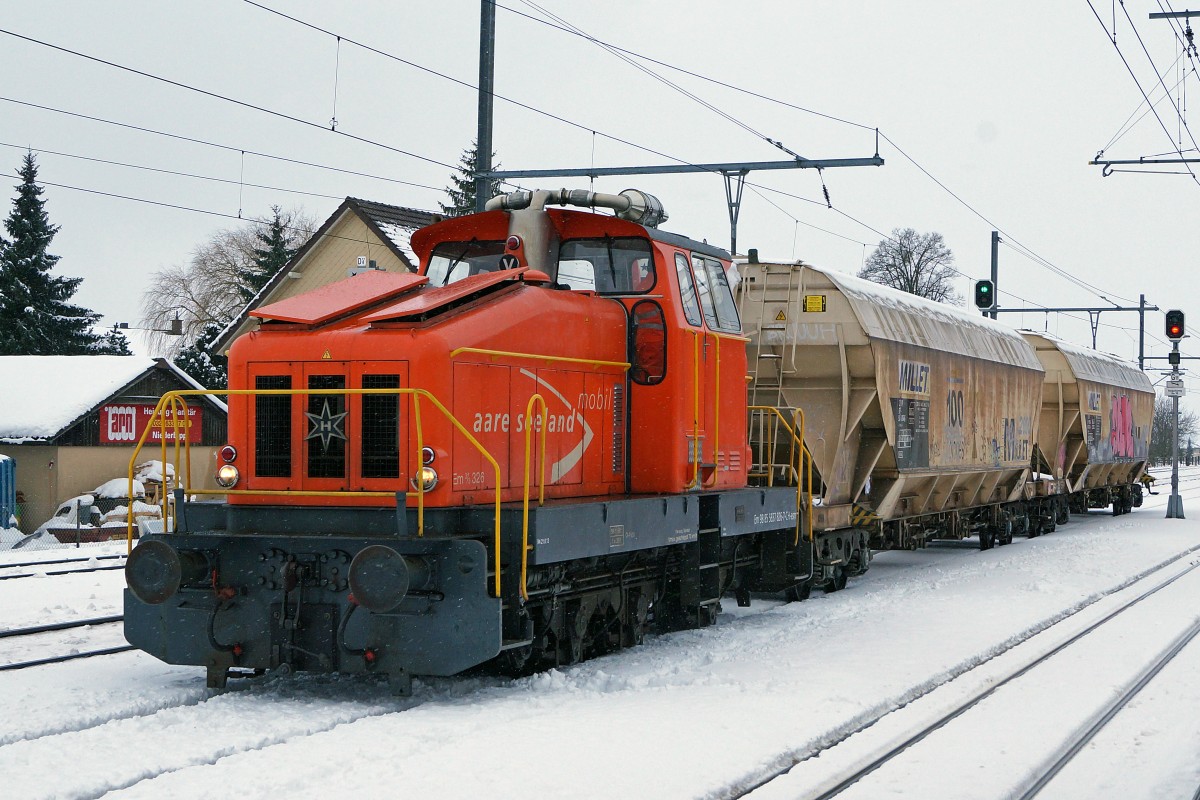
[811,264,1044,370]
[0,356,225,443]
[1020,330,1153,394]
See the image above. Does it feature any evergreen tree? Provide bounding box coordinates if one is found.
[440,141,501,217]
[99,328,133,355]
[173,321,227,389]
[239,205,297,303]
[0,152,122,354]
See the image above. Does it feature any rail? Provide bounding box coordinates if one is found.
[520,394,549,600]
[127,388,507,596]
[747,405,813,545]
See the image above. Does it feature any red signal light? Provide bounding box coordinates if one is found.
[1165,309,1185,340]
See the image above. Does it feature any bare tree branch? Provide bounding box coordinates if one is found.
[858,227,962,305]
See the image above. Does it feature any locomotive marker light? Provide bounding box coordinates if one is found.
[126,540,208,604]
[348,545,432,613]
[1165,309,1185,340]
[974,279,995,310]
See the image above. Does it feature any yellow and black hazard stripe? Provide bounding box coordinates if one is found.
[851,503,880,528]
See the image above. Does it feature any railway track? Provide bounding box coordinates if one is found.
[733,544,1200,799]
[0,614,131,671]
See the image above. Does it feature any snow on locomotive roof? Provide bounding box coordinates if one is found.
[1020,330,1153,393]
[809,264,1043,370]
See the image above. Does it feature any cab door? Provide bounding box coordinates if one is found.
[689,253,747,489]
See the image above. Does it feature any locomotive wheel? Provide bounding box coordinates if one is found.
[1056,499,1070,525]
[785,581,813,602]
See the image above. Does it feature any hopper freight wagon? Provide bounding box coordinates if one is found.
[124,189,813,692]
[738,261,1052,571]
[1021,331,1153,516]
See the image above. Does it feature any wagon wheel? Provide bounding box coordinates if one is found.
[823,567,848,593]
[979,528,995,551]
[1055,498,1070,526]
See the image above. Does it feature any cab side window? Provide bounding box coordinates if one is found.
[675,253,703,327]
[691,255,741,332]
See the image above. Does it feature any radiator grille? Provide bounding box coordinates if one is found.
[361,374,400,478]
[254,375,292,477]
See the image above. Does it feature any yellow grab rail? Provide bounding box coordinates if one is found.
[128,387,507,596]
[451,346,630,371]
[520,394,549,600]
[747,405,814,546]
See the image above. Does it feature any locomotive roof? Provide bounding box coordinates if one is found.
[810,264,1043,370]
[1020,330,1153,394]
[644,228,731,261]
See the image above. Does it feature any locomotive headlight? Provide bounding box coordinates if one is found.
[411,466,438,492]
[215,463,240,488]
[421,446,436,465]
[218,444,237,462]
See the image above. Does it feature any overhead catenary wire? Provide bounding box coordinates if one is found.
[0,96,445,194]
[3,7,1155,339]
[0,27,461,172]
[1085,0,1200,186]
[0,140,345,202]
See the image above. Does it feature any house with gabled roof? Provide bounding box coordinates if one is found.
[0,356,228,533]
[211,197,440,355]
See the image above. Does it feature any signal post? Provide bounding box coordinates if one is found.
[1165,310,1186,519]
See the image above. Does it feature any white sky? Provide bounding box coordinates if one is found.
[0,1,1196,398]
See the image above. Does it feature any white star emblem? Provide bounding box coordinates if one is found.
[305,399,349,451]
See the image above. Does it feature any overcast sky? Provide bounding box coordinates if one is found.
[0,1,1196,395]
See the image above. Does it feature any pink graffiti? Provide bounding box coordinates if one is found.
[1110,394,1134,457]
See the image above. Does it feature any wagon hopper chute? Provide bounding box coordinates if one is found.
[738,262,1045,552]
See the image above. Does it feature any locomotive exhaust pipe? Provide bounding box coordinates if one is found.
[485,188,668,228]
[348,545,432,613]
[126,540,208,605]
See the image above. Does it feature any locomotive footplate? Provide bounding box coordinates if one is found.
[124,532,500,686]
[524,487,801,565]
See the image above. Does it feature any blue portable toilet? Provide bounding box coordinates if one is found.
[0,455,14,529]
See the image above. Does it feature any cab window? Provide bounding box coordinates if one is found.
[426,241,506,286]
[674,253,703,327]
[691,255,741,332]
[558,237,655,294]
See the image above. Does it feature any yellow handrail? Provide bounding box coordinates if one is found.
[128,387,507,596]
[746,405,813,546]
[520,394,549,600]
[690,330,701,488]
[450,346,630,371]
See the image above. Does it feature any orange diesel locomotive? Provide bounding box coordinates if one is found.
[125,189,808,692]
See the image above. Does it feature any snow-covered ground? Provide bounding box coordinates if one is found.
[1,469,1198,799]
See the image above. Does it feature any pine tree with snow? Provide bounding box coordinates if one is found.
[173,321,227,389]
[0,152,122,354]
[238,205,297,303]
[440,142,501,217]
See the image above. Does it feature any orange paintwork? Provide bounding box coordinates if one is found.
[224,204,751,509]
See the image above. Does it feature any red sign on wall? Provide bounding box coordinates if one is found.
[100,404,203,444]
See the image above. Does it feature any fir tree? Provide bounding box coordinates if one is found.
[239,205,297,303]
[0,152,121,354]
[440,141,501,217]
[173,321,227,389]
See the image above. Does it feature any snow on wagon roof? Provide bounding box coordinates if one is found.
[0,356,156,442]
[1021,330,1153,394]
[811,264,1044,371]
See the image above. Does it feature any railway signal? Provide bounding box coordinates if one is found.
[1165,309,1185,340]
[974,279,995,309]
